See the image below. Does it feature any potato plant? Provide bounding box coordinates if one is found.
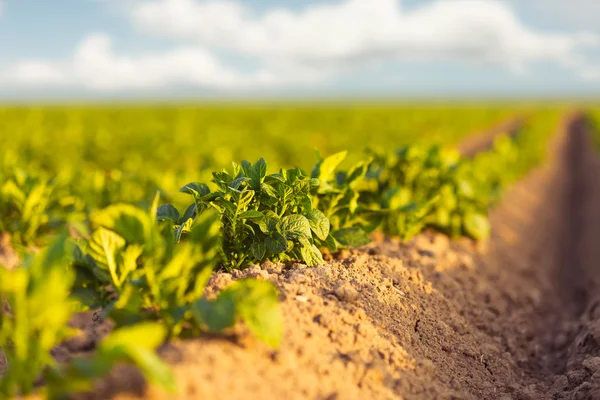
[169,158,327,269]
[72,198,282,344]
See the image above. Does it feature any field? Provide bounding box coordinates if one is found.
[3,103,600,399]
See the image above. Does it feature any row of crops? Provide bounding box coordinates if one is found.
[0,105,562,398]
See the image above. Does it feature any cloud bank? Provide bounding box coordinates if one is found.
[2,0,599,91]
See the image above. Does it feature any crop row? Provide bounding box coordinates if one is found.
[0,108,560,398]
[160,110,559,269]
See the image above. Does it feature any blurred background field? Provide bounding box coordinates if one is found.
[0,103,559,208]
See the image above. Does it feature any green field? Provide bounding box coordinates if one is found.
[0,103,567,398]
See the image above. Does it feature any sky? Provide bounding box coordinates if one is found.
[2,0,600,100]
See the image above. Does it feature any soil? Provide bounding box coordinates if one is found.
[8,112,600,400]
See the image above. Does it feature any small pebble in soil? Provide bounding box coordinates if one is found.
[208,273,232,291]
[567,369,587,386]
[261,260,283,274]
[287,271,309,284]
[583,357,600,373]
[548,375,569,394]
[290,262,307,270]
[244,265,270,280]
[333,282,360,303]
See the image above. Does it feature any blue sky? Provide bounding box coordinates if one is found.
[1,0,600,99]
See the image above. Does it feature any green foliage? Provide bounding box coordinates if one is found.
[192,279,282,348]
[0,169,86,248]
[0,236,74,397]
[71,199,283,348]
[174,158,327,269]
[310,151,380,248]
[47,322,176,397]
[161,110,560,266]
[0,237,179,398]
[72,200,219,331]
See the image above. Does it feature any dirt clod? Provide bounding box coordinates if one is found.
[582,357,600,373]
[333,282,360,303]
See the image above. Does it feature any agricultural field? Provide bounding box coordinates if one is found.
[4,103,600,400]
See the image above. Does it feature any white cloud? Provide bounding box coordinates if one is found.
[4,34,280,91]
[8,61,69,86]
[131,0,598,74]
[70,34,273,90]
[2,0,600,91]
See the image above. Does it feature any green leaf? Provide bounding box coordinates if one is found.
[121,345,177,393]
[88,228,126,287]
[260,182,278,198]
[456,178,475,199]
[227,279,282,348]
[346,160,370,185]
[246,158,267,189]
[313,151,348,182]
[323,234,337,251]
[91,204,152,244]
[238,210,264,220]
[174,218,193,243]
[250,240,267,260]
[332,227,371,247]
[156,204,180,222]
[187,210,221,246]
[192,292,237,331]
[305,209,330,241]
[70,287,102,309]
[100,322,167,351]
[299,243,324,266]
[255,158,267,179]
[229,176,250,190]
[277,214,312,241]
[179,203,197,224]
[266,233,287,254]
[463,212,491,240]
[150,192,161,221]
[180,182,210,197]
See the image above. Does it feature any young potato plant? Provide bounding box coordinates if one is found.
[46,322,176,397]
[169,158,327,269]
[309,151,381,249]
[72,197,282,346]
[364,134,525,241]
[0,236,174,398]
[364,145,457,240]
[0,168,87,249]
[0,236,75,397]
